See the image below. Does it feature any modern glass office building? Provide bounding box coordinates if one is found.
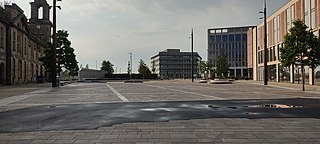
[208,26,254,78]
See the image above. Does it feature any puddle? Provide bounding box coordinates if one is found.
[244,104,303,109]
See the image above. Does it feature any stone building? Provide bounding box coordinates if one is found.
[0,0,51,85]
[151,49,201,79]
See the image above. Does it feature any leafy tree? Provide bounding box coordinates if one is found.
[199,61,213,80]
[39,30,79,78]
[101,60,114,74]
[216,49,229,79]
[280,20,320,91]
[138,59,151,79]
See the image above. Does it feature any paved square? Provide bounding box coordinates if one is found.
[0,80,320,144]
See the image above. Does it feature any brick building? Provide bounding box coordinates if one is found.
[248,0,320,85]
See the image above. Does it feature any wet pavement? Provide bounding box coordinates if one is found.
[0,98,320,133]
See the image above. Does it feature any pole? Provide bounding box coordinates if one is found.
[263,0,268,85]
[52,0,57,87]
[191,28,194,82]
[129,53,133,77]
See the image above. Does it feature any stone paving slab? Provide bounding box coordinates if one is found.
[0,118,320,144]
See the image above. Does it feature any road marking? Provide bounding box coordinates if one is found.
[146,85,223,100]
[106,83,129,102]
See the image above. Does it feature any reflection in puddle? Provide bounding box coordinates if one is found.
[141,108,177,112]
[246,112,259,115]
[180,104,208,109]
[244,104,303,108]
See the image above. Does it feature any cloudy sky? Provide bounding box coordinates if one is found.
[16,0,288,73]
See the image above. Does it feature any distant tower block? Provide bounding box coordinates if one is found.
[29,0,52,43]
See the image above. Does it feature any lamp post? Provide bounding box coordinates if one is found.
[191,28,194,82]
[260,0,268,85]
[52,0,62,87]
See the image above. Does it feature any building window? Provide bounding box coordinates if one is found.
[229,35,234,41]
[235,34,241,41]
[273,17,277,44]
[0,27,3,49]
[216,35,221,42]
[291,5,295,22]
[222,35,228,42]
[13,32,16,51]
[304,0,309,27]
[242,34,247,41]
[310,0,316,29]
[277,15,280,43]
[286,8,291,32]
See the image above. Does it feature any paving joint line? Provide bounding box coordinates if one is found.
[106,83,129,102]
[145,84,224,100]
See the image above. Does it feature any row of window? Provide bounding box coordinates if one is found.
[258,0,317,49]
[11,30,43,61]
[257,44,282,64]
[209,50,247,60]
[209,34,247,42]
[211,59,247,67]
[209,42,247,51]
[160,64,198,68]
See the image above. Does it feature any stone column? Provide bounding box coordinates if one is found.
[290,64,295,83]
[309,67,314,85]
[276,63,280,82]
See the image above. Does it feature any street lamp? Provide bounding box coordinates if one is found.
[190,28,194,82]
[52,0,62,87]
[260,0,268,85]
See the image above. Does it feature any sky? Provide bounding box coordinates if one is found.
[15,0,289,73]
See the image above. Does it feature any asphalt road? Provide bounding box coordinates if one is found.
[0,98,319,133]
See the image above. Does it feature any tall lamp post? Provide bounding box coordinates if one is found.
[52,0,62,87]
[260,0,268,85]
[190,28,194,82]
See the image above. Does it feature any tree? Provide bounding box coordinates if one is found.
[39,30,79,79]
[101,60,114,74]
[138,59,151,79]
[216,49,229,79]
[280,20,320,91]
[199,61,213,80]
